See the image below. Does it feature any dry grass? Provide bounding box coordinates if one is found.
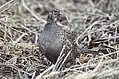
[0,0,119,79]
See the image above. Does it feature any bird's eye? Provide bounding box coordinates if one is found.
[53,11,57,14]
[54,10,58,13]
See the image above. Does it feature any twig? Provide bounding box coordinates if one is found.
[35,65,54,79]
[53,45,66,71]
[58,49,72,71]
[21,0,46,22]
[13,33,27,44]
[74,21,100,47]
[0,0,18,14]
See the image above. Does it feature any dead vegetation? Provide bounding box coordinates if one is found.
[0,0,119,79]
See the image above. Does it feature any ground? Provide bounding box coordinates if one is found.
[0,0,119,79]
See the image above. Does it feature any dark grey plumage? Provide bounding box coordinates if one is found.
[37,9,67,64]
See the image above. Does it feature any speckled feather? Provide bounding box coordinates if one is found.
[37,9,67,64]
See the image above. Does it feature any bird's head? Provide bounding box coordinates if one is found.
[47,9,61,22]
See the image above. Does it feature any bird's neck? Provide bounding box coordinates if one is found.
[47,15,57,23]
[47,20,56,23]
[44,22,57,31]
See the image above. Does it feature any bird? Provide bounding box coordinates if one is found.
[37,9,67,64]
